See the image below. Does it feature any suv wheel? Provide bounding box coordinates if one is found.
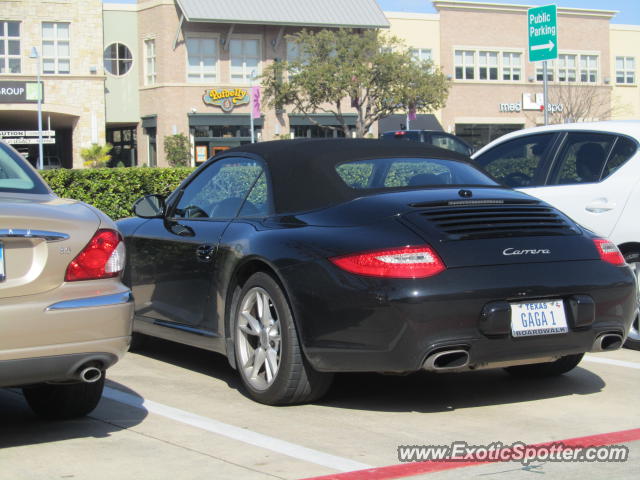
[22,375,105,419]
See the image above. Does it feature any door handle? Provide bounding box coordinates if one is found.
[196,244,216,263]
[585,199,616,213]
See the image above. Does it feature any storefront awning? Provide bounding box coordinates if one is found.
[141,115,157,128]
[188,114,263,127]
[288,114,357,127]
[175,0,389,28]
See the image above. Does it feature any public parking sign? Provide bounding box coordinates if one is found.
[528,4,558,62]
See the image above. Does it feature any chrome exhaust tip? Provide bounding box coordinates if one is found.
[78,366,103,383]
[592,333,623,352]
[423,349,470,371]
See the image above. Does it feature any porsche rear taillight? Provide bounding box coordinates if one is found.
[329,245,446,278]
[65,229,125,282]
[593,238,625,266]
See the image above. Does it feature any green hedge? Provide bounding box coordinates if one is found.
[41,167,194,220]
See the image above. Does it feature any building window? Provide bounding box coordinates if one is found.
[230,38,260,83]
[502,52,521,81]
[580,55,598,83]
[42,22,70,74]
[186,36,217,82]
[536,60,554,81]
[145,39,156,85]
[0,21,20,73]
[411,48,432,63]
[145,127,157,167]
[478,51,498,80]
[106,127,137,167]
[104,42,132,76]
[454,50,475,80]
[616,56,635,84]
[292,125,347,138]
[557,54,577,82]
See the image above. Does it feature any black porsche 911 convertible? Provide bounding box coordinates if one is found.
[117,139,636,405]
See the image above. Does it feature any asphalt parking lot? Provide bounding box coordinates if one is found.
[1,338,638,480]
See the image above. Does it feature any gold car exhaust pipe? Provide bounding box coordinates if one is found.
[78,366,103,383]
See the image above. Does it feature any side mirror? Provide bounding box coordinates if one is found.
[133,194,166,219]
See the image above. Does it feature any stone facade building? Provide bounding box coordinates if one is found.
[0,0,106,168]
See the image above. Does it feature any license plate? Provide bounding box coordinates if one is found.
[510,299,568,337]
[0,241,4,281]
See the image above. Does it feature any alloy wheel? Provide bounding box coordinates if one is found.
[236,287,282,390]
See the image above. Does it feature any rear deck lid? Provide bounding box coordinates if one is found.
[401,197,601,267]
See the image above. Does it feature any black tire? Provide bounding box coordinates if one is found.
[621,249,640,351]
[22,375,105,420]
[504,353,584,378]
[233,272,333,405]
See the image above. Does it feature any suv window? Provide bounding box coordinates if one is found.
[431,133,472,155]
[172,157,266,219]
[602,136,638,180]
[474,133,555,188]
[548,133,615,185]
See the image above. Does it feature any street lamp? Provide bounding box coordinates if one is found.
[29,46,44,170]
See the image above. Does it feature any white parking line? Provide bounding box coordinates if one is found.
[102,387,372,473]
[583,355,640,370]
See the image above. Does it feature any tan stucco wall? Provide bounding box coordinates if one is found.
[386,12,442,125]
[104,6,140,124]
[610,24,640,119]
[0,0,106,168]
[434,1,614,132]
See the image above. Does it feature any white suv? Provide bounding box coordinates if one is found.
[472,121,640,349]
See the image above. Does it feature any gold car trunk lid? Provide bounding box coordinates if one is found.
[0,195,100,299]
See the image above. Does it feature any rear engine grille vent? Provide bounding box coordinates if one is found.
[419,203,580,240]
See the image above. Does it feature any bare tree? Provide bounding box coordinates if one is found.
[546,83,620,124]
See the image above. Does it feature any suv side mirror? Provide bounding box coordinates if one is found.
[133,194,166,218]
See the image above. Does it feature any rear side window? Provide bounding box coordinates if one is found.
[474,133,554,188]
[602,136,637,180]
[336,157,498,189]
[0,144,49,194]
[547,133,615,185]
[335,161,374,188]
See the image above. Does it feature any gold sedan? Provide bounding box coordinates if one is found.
[0,141,132,419]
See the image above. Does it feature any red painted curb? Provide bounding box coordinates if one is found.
[301,428,640,480]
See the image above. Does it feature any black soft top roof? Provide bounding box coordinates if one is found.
[219,138,472,214]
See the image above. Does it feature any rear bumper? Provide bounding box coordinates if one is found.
[282,260,636,373]
[0,280,133,386]
[0,338,127,387]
